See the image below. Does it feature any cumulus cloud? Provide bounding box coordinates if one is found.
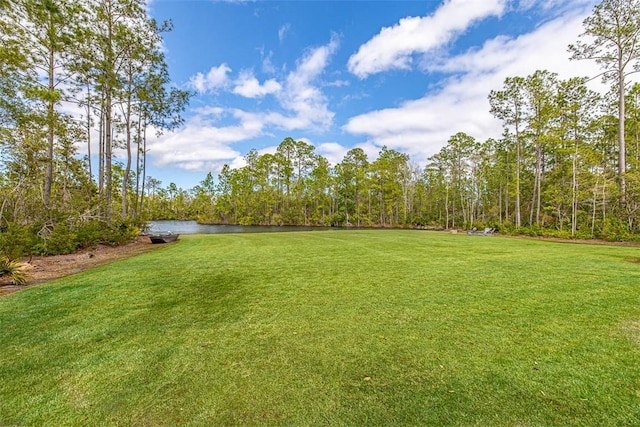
[189,64,232,93]
[316,142,348,165]
[148,35,340,173]
[312,141,383,166]
[344,3,601,166]
[347,0,506,78]
[276,34,339,130]
[424,3,599,80]
[148,110,261,171]
[233,71,282,98]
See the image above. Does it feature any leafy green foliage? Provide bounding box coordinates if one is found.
[0,224,37,259]
[73,220,107,248]
[101,222,140,246]
[0,0,188,246]
[601,218,640,242]
[0,220,140,257]
[569,0,640,204]
[45,223,77,255]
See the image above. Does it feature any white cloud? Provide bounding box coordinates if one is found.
[146,35,341,173]
[278,23,291,43]
[424,4,597,80]
[276,34,339,130]
[314,141,382,165]
[148,111,260,171]
[182,34,339,137]
[233,71,282,98]
[344,3,602,166]
[188,64,232,93]
[192,106,225,118]
[517,0,594,13]
[316,142,348,165]
[261,49,276,74]
[348,0,507,78]
[149,32,342,173]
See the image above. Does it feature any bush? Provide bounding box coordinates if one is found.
[0,256,31,285]
[45,223,78,255]
[601,218,633,242]
[74,221,106,248]
[574,228,594,240]
[102,222,140,246]
[543,228,572,240]
[0,224,40,259]
[0,219,143,260]
[518,225,544,237]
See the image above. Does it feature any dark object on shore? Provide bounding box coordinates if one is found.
[149,232,179,244]
[467,227,495,236]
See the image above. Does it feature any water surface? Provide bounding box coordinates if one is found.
[147,220,331,235]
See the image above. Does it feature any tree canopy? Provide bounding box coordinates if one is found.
[0,0,189,257]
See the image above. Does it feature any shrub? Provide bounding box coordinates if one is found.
[0,256,31,286]
[102,222,140,246]
[601,218,633,242]
[0,224,37,259]
[46,223,78,255]
[74,221,106,248]
[543,229,572,240]
[517,225,544,237]
[574,228,594,240]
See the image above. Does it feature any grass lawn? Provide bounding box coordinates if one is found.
[1,230,639,426]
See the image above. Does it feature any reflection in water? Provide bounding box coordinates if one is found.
[147,220,332,235]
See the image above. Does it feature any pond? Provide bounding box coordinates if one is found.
[147,220,332,235]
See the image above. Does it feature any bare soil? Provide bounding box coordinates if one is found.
[0,237,160,297]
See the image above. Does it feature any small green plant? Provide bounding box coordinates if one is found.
[46,223,78,255]
[0,256,30,286]
[0,223,37,260]
[102,222,140,246]
[73,220,105,249]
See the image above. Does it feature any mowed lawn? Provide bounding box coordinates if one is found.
[1,230,639,426]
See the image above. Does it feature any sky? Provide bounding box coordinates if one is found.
[143,0,606,190]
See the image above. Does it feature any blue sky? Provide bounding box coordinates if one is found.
[143,0,603,189]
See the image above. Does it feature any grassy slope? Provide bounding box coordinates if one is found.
[1,230,639,426]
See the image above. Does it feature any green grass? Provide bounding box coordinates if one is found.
[1,230,640,426]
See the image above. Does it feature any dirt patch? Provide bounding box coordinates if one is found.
[0,236,161,297]
[621,320,640,347]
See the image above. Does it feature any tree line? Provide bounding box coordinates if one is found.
[0,0,189,256]
[155,91,637,241]
[1,0,640,259]
[144,0,640,241]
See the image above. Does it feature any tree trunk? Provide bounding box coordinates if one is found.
[105,91,113,224]
[121,69,133,219]
[44,43,55,208]
[86,86,92,181]
[98,97,105,197]
[618,56,626,205]
[571,137,579,237]
[515,126,521,229]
